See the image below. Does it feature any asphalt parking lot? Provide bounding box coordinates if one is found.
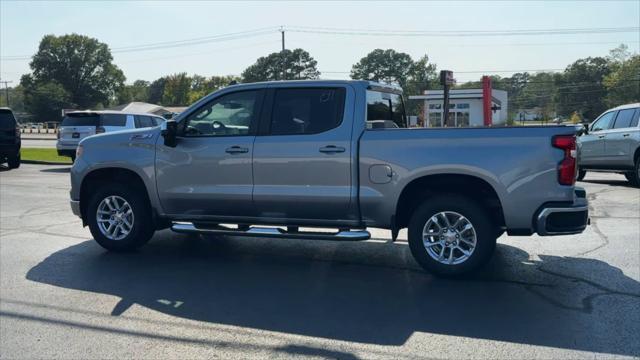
[1,164,639,359]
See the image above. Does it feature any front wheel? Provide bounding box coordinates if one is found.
[87,183,155,251]
[408,194,497,277]
[624,158,640,187]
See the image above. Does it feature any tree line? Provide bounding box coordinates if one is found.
[2,33,638,123]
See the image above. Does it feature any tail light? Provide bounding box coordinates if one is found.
[552,135,577,186]
[95,126,106,134]
[56,130,61,139]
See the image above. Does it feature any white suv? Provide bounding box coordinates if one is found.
[57,111,163,161]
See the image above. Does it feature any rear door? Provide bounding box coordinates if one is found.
[604,108,639,167]
[579,111,615,166]
[252,85,355,223]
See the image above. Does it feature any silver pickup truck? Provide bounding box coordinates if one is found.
[69,80,589,276]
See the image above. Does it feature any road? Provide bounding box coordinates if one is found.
[1,164,639,359]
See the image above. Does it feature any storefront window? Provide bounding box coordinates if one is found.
[428,112,442,127]
[456,112,470,127]
[445,112,455,127]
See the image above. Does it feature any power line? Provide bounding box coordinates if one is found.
[287,25,640,37]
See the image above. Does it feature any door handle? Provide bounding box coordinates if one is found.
[225,146,249,154]
[319,145,346,154]
[623,133,630,137]
[598,135,605,139]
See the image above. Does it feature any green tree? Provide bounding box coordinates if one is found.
[116,80,150,104]
[555,57,611,120]
[350,49,414,87]
[25,34,125,109]
[0,85,26,112]
[188,75,240,103]
[242,48,320,82]
[162,73,192,106]
[20,75,71,121]
[147,77,167,104]
[604,55,640,106]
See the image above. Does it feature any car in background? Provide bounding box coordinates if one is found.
[57,111,164,162]
[0,108,21,169]
[578,103,640,187]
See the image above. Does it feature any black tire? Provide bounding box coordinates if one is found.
[408,194,497,277]
[7,153,20,169]
[87,182,154,252]
[624,158,640,187]
[577,169,586,181]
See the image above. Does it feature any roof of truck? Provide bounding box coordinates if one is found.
[225,79,403,92]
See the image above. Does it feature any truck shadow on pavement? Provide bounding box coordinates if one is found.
[25,232,640,356]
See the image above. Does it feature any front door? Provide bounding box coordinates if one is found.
[579,111,615,166]
[252,86,355,223]
[155,89,264,217]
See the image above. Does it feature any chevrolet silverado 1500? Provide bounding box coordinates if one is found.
[69,80,589,276]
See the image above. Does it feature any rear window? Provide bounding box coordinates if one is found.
[62,114,99,127]
[100,114,127,127]
[270,88,345,135]
[366,91,406,129]
[0,110,16,129]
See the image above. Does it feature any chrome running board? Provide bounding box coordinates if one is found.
[171,222,370,241]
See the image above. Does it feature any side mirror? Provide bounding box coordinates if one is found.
[575,124,588,136]
[162,112,174,120]
[161,120,178,147]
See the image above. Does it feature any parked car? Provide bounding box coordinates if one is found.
[69,81,589,276]
[0,108,21,169]
[57,111,164,162]
[577,103,640,186]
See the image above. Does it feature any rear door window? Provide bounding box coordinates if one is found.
[100,114,127,127]
[269,88,345,135]
[134,115,154,128]
[366,91,406,129]
[612,109,637,129]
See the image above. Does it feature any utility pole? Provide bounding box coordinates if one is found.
[440,71,454,126]
[280,26,286,80]
[0,80,12,107]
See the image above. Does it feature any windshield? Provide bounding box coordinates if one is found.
[366,91,406,129]
[0,110,16,130]
[61,114,99,127]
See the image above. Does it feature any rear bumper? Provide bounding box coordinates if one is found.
[57,149,76,157]
[536,187,589,236]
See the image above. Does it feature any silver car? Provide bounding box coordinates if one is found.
[578,103,640,186]
[57,111,163,161]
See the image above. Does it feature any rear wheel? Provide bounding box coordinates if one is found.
[408,194,497,277]
[87,182,155,251]
[7,152,20,169]
[624,158,640,187]
[577,169,586,181]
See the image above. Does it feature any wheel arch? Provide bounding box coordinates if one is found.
[394,173,506,232]
[79,167,156,226]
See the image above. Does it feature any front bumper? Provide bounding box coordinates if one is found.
[536,187,589,236]
[70,199,81,217]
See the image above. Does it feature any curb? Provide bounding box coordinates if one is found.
[21,137,57,141]
[21,160,71,166]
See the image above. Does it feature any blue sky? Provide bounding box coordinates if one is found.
[1,0,639,85]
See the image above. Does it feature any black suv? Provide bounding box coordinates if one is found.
[0,108,21,169]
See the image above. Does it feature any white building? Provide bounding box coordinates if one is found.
[409,89,508,127]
